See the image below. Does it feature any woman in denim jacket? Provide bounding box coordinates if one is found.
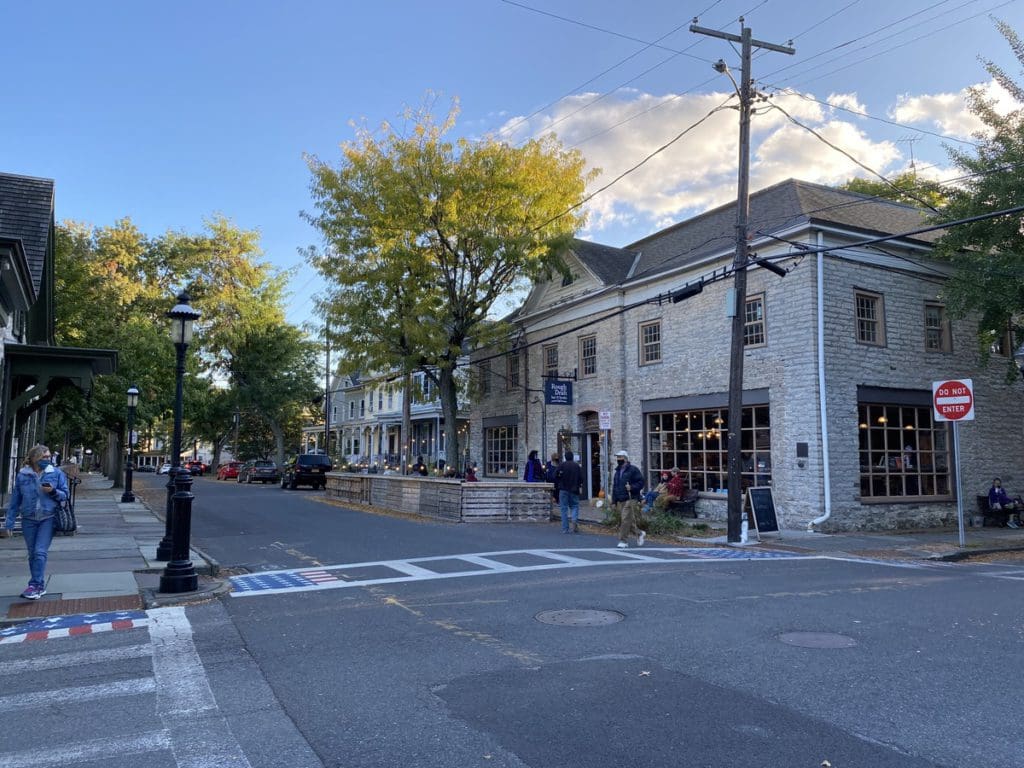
[6,444,68,599]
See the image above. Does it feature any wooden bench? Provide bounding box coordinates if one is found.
[667,490,699,519]
[976,495,1010,527]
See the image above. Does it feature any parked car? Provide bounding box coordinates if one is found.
[280,454,333,490]
[216,461,242,481]
[238,459,280,484]
[185,460,207,476]
[135,464,156,473]
[158,463,173,475]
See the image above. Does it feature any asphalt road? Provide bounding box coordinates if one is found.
[5,473,1022,768]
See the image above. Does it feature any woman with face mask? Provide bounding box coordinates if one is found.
[5,444,69,599]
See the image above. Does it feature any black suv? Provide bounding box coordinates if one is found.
[280,454,333,490]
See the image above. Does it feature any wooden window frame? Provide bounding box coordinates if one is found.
[855,290,886,346]
[542,344,559,379]
[924,303,951,353]
[639,320,662,366]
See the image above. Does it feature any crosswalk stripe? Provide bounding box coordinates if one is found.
[230,547,816,597]
[0,731,171,768]
[0,644,151,676]
[0,678,156,713]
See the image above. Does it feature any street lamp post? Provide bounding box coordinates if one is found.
[158,292,200,593]
[121,385,139,503]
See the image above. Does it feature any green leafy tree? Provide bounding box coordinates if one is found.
[305,99,594,468]
[841,172,948,210]
[932,19,1024,370]
[230,324,321,465]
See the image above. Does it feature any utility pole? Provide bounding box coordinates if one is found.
[324,321,331,457]
[691,19,793,543]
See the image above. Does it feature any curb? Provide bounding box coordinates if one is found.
[130,491,222,577]
[140,577,233,609]
[925,545,1024,562]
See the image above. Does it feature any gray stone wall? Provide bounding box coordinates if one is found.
[469,236,1024,530]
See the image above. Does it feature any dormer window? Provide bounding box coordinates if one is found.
[561,272,575,287]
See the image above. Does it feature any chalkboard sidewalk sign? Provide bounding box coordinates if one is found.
[746,486,780,536]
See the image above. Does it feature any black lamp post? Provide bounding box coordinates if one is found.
[121,385,139,503]
[158,292,200,593]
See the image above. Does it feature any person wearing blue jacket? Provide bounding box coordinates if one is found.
[6,444,68,599]
[612,450,646,548]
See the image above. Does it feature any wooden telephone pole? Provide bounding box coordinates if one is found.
[690,19,794,543]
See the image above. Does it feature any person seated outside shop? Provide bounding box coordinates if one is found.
[642,472,671,514]
[464,464,479,482]
[988,477,1024,529]
[652,468,689,513]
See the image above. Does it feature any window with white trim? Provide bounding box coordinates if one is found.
[579,335,597,377]
[744,293,766,347]
[484,425,518,477]
[507,350,520,390]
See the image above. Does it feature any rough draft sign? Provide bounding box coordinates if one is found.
[932,379,974,422]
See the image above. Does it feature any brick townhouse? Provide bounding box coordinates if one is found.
[468,178,1024,531]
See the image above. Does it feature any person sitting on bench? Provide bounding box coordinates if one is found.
[988,477,1024,529]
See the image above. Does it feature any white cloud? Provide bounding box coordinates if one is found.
[499,88,904,238]
[890,80,1019,138]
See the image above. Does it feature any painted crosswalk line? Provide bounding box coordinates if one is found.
[229,547,815,597]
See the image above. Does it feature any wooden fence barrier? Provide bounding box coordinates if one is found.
[324,473,553,522]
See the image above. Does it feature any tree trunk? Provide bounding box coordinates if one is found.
[268,418,285,466]
[402,371,412,475]
[437,366,461,475]
[110,428,124,488]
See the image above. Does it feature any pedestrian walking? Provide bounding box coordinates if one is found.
[557,450,584,533]
[523,450,545,482]
[612,450,645,548]
[6,444,69,599]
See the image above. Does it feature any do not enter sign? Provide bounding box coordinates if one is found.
[932,379,975,422]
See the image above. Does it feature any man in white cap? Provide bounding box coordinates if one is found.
[612,450,645,548]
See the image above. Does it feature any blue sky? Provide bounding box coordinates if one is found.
[4,0,1023,327]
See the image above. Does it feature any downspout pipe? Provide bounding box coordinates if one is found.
[810,230,833,528]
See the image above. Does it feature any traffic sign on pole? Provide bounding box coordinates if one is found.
[932,379,974,422]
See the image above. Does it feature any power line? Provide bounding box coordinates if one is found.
[761,86,982,147]
[498,4,723,141]
[536,96,735,230]
[767,100,941,213]
[785,0,1013,89]
[498,0,709,60]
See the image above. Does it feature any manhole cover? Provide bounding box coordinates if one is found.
[778,631,856,649]
[535,609,625,627]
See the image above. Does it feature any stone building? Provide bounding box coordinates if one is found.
[468,178,1024,531]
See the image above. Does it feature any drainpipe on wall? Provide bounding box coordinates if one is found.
[810,230,833,529]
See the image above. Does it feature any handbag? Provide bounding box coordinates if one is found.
[54,497,77,534]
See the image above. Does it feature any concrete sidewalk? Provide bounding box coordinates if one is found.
[0,474,222,626]
[687,522,1024,561]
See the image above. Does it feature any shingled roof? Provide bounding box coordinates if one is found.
[0,172,55,298]
[625,178,938,282]
[568,238,640,284]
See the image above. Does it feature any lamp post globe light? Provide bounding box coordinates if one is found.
[121,385,140,503]
[157,291,201,593]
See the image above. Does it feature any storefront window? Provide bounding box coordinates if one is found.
[646,406,771,492]
[484,425,518,477]
[858,403,950,499]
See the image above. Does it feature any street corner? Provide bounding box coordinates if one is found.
[138,573,234,609]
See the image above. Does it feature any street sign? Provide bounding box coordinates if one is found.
[932,379,974,422]
[599,411,611,430]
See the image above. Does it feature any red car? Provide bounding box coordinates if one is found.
[216,461,241,481]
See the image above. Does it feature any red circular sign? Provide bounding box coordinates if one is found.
[933,380,974,421]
